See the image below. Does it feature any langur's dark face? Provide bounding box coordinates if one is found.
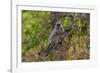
[56,23,60,27]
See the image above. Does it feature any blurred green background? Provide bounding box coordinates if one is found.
[22,10,90,62]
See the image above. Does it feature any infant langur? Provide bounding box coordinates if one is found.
[49,22,64,45]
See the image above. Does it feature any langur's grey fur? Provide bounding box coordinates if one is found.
[49,22,64,44]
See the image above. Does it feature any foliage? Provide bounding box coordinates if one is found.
[22,10,90,62]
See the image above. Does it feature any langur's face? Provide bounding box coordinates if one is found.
[55,23,61,28]
[56,23,60,27]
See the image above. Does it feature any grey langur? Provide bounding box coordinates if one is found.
[49,22,64,45]
[38,22,64,57]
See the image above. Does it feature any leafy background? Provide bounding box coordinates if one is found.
[22,10,90,62]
